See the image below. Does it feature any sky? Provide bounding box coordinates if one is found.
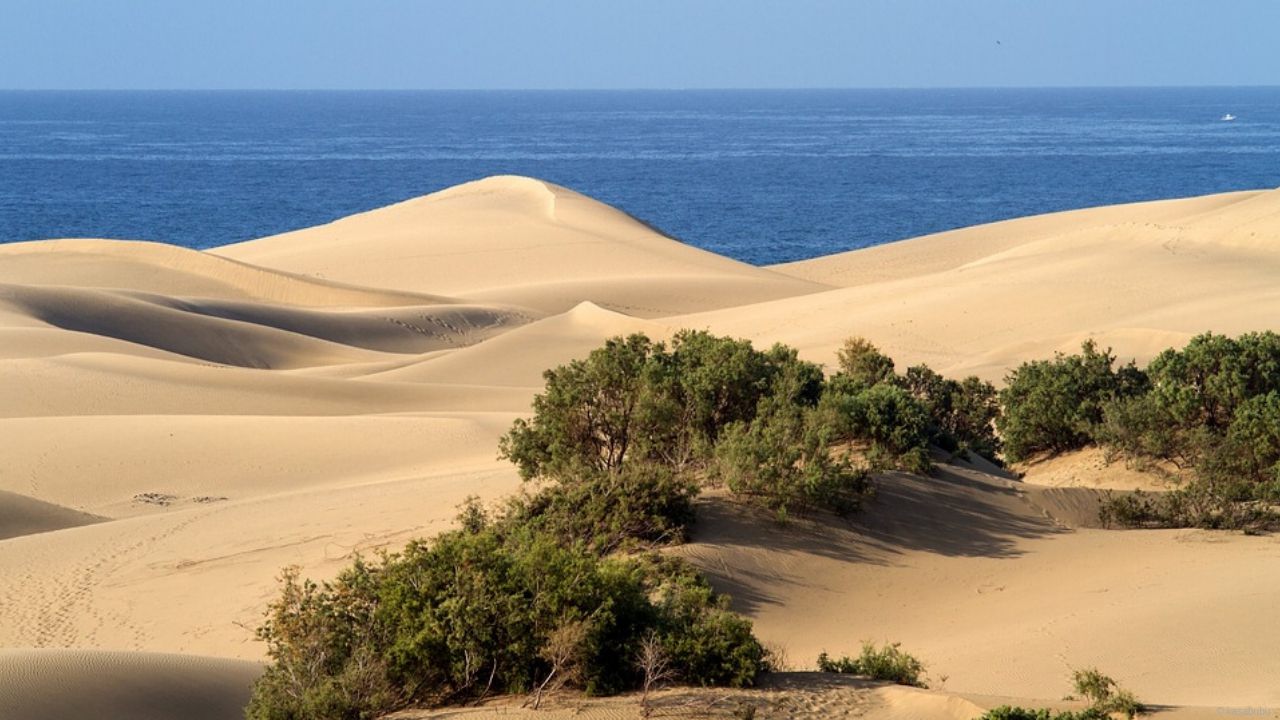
[2,0,1278,90]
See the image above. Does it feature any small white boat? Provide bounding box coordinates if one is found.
[1221,113,1237,122]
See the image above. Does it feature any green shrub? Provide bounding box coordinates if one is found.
[1090,334,1280,530]
[499,331,824,479]
[499,333,659,479]
[1096,333,1280,475]
[978,668,1143,720]
[646,556,769,688]
[901,365,1002,463]
[997,341,1146,462]
[510,462,699,554]
[659,331,824,457]
[1100,484,1278,531]
[1069,667,1143,719]
[247,522,767,719]
[245,563,400,720]
[820,377,933,473]
[1144,332,1280,434]
[816,642,928,688]
[710,397,872,518]
[1094,394,1198,469]
[836,336,896,388]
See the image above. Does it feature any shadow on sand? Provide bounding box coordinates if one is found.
[681,460,1073,614]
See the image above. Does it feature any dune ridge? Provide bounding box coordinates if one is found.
[216,175,829,316]
[4,176,1280,718]
[0,490,104,541]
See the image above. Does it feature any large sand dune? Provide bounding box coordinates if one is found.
[4,177,1280,718]
[677,188,1280,380]
[215,175,828,316]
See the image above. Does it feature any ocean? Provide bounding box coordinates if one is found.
[1,88,1278,265]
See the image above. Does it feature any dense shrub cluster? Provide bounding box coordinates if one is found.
[505,462,699,554]
[816,642,928,688]
[831,338,1002,467]
[247,490,765,720]
[502,331,878,517]
[499,332,822,480]
[997,341,1147,463]
[1001,333,1280,528]
[502,332,1005,519]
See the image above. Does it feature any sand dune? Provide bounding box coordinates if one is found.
[680,470,1280,707]
[0,353,528,418]
[0,490,103,541]
[5,177,1280,718]
[216,176,828,316]
[677,188,1280,380]
[0,237,453,307]
[0,649,259,720]
[368,301,668,387]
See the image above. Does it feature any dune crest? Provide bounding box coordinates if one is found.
[683,187,1280,379]
[216,175,829,316]
[0,238,448,307]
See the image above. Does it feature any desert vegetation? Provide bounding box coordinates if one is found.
[1000,333,1280,529]
[247,487,765,719]
[816,642,929,688]
[247,329,1279,719]
[246,331,1004,718]
[980,667,1143,720]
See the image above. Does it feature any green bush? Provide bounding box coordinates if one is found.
[245,563,399,720]
[997,341,1147,462]
[1069,667,1143,719]
[1089,333,1280,529]
[1099,484,1277,531]
[510,461,699,554]
[819,376,932,474]
[499,331,824,479]
[710,398,872,518]
[499,333,660,479]
[247,522,767,719]
[816,642,928,688]
[901,365,1002,463]
[1094,394,1197,469]
[647,556,770,688]
[1214,392,1280,490]
[836,336,897,388]
[978,667,1143,720]
[1144,332,1280,434]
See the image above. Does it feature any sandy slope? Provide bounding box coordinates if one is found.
[394,674,1243,720]
[680,478,1280,707]
[0,649,260,720]
[215,175,828,317]
[5,176,1280,718]
[0,490,103,541]
[715,188,1280,380]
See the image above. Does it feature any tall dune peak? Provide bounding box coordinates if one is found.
[421,175,564,221]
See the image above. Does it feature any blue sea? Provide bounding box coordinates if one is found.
[1,88,1278,265]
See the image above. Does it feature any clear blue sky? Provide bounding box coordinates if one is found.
[3,0,1277,90]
